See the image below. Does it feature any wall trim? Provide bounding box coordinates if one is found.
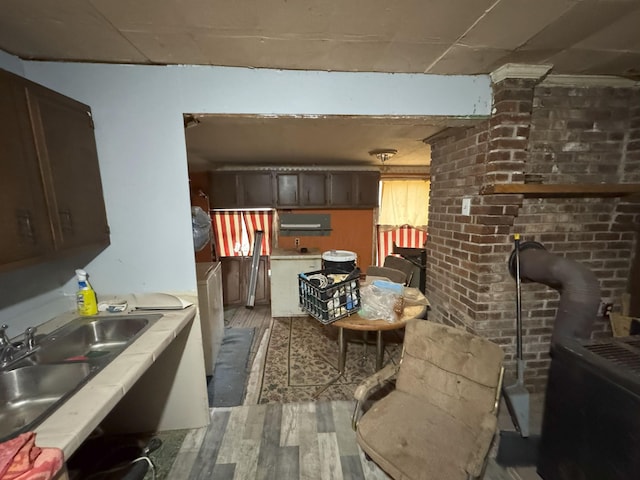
[490,63,553,84]
[540,74,640,88]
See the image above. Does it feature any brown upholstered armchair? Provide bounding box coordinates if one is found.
[352,319,505,480]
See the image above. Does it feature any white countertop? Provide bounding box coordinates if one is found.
[34,303,198,459]
[271,247,322,259]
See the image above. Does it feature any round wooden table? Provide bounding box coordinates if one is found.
[332,303,427,373]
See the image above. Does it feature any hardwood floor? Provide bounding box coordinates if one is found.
[166,306,541,480]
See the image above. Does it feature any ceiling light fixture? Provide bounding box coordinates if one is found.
[369,149,398,164]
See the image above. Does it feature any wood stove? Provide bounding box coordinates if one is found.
[538,335,640,479]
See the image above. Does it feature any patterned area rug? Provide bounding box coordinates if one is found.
[258,317,403,404]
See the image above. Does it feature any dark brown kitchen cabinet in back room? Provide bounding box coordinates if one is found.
[209,172,240,208]
[300,172,327,206]
[0,68,110,272]
[355,171,380,207]
[209,171,274,208]
[220,256,270,307]
[243,172,274,207]
[276,172,327,207]
[209,169,379,209]
[329,171,380,207]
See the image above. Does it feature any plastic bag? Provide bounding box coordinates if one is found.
[191,206,212,251]
[359,284,401,323]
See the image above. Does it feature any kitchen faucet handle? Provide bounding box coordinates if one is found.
[24,326,37,350]
[0,324,10,346]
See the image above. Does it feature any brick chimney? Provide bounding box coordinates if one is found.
[425,65,640,392]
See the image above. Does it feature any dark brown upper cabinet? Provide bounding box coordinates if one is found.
[0,68,110,272]
[209,170,379,209]
[329,171,380,208]
[0,71,53,268]
[276,173,299,207]
[210,171,274,208]
[300,172,327,206]
[354,171,381,207]
[276,172,327,207]
[27,83,110,252]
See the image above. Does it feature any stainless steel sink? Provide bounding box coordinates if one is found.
[0,362,91,440]
[29,315,159,365]
[0,314,161,441]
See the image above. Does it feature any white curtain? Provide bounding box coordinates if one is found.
[378,180,430,227]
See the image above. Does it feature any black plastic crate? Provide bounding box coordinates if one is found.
[298,269,361,324]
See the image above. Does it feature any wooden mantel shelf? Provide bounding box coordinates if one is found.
[480,183,640,197]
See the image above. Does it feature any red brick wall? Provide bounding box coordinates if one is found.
[427,79,640,392]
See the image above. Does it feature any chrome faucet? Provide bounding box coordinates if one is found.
[0,324,18,366]
[0,325,38,368]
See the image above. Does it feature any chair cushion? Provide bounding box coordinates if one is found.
[357,390,485,480]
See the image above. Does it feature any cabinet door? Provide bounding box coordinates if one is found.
[27,85,110,251]
[221,257,243,306]
[209,172,240,208]
[221,256,270,307]
[355,172,380,207]
[0,71,53,268]
[242,172,274,207]
[300,173,327,206]
[329,173,355,206]
[251,256,270,305]
[276,173,299,207]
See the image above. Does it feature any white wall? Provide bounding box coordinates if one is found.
[0,54,491,335]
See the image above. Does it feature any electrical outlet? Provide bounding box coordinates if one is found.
[461,197,471,216]
[597,301,613,318]
[294,238,300,247]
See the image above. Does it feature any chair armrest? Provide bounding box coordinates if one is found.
[464,413,498,478]
[351,363,399,430]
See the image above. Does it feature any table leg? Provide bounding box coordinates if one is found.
[314,327,346,398]
[338,327,346,374]
[376,331,384,370]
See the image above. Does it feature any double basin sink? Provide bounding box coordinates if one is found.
[0,314,160,442]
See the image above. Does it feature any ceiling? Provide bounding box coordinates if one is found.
[3,0,639,170]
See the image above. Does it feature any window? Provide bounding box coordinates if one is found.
[211,210,274,257]
[376,180,429,263]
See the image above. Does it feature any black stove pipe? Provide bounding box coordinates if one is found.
[508,241,601,347]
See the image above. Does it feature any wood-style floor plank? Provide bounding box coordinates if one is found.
[298,406,321,480]
[188,408,231,479]
[173,305,538,480]
[317,432,344,480]
[341,454,366,480]
[316,401,336,433]
[217,405,250,464]
[256,403,284,480]
[166,426,208,479]
[332,401,359,457]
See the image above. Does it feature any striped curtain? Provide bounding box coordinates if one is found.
[377,225,427,264]
[212,212,243,257]
[244,210,273,256]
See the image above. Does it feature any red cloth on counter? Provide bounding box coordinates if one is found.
[0,433,63,480]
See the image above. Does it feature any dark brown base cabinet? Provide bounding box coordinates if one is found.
[220,256,270,307]
[0,68,109,272]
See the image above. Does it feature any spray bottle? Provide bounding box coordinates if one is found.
[75,269,98,316]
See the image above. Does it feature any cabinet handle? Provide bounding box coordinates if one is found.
[59,209,74,233]
[16,210,36,243]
